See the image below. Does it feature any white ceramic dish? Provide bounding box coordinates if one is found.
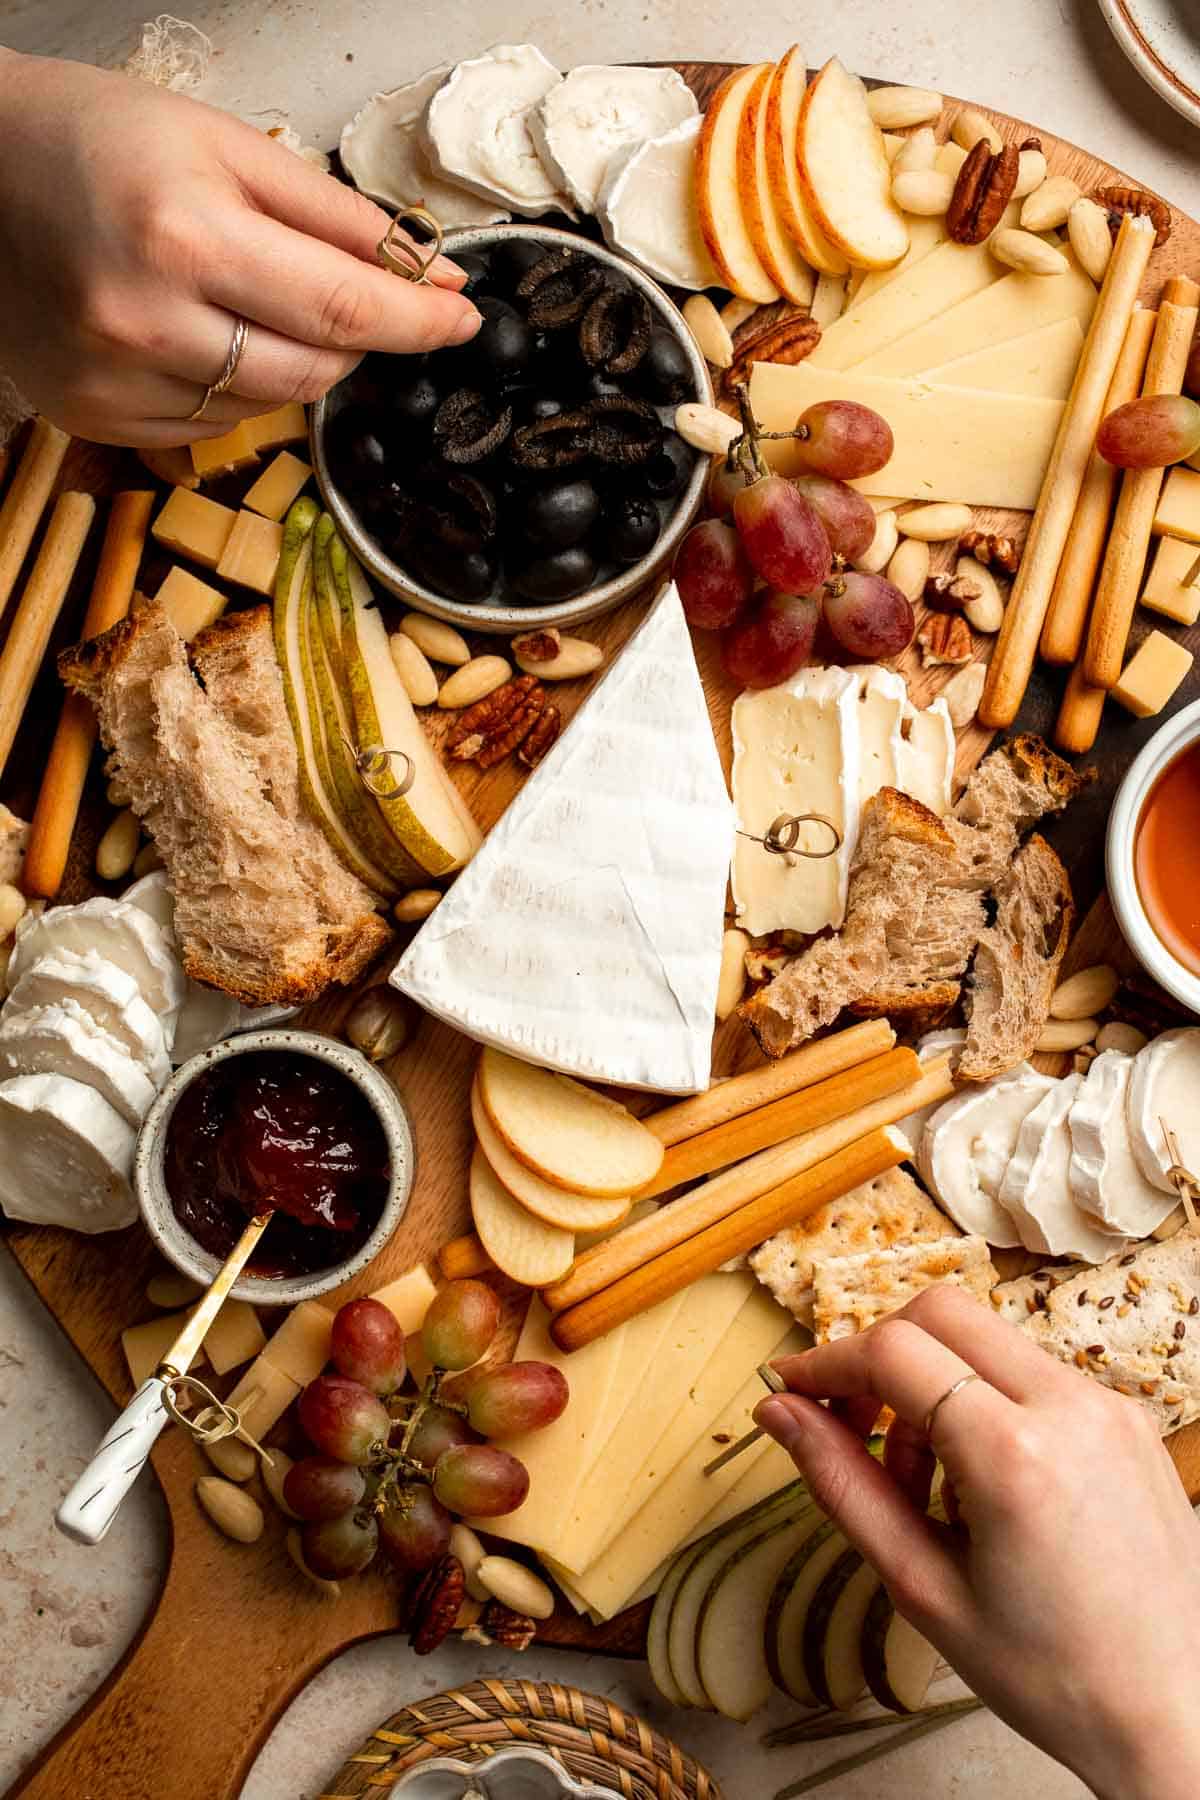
[1106,696,1200,1017]
[1099,0,1200,129]
[393,1746,619,1798]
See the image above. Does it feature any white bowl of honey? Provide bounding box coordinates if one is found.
[1107,697,1200,1017]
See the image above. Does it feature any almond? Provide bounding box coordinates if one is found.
[1050,964,1119,1019]
[260,1449,302,1519]
[1036,1016,1100,1052]
[716,928,750,1021]
[854,509,899,573]
[437,655,512,710]
[682,294,734,369]
[892,170,955,217]
[475,1555,555,1620]
[866,86,943,129]
[1020,174,1081,231]
[133,843,164,879]
[898,502,973,542]
[1067,197,1114,282]
[195,1475,264,1543]
[393,888,442,924]
[956,556,1005,633]
[96,809,140,882]
[886,536,930,602]
[674,402,741,456]
[1012,148,1048,199]
[1096,1021,1149,1056]
[990,227,1069,278]
[389,632,439,706]
[450,1522,490,1602]
[146,1269,203,1308]
[719,295,758,332]
[513,636,603,681]
[950,106,1003,154]
[892,126,938,175]
[942,661,986,728]
[0,883,27,941]
[400,612,471,667]
[204,1434,258,1483]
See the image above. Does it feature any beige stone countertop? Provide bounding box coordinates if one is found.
[2,2,1197,1796]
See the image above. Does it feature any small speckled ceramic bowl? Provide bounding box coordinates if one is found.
[134,1028,414,1306]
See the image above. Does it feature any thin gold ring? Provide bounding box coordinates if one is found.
[923,1372,981,1440]
[188,315,249,420]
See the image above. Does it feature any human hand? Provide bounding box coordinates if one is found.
[0,49,480,446]
[755,1286,1200,1800]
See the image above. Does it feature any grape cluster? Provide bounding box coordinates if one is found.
[674,392,916,687]
[285,1281,568,1582]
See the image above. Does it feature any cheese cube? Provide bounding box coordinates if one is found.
[224,1358,302,1442]
[243,450,312,522]
[246,403,307,452]
[370,1265,437,1336]
[216,510,283,595]
[1140,535,1200,626]
[152,488,238,570]
[139,446,199,491]
[405,1330,434,1390]
[122,1309,206,1389]
[189,421,260,479]
[202,1299,265,1376]
[156,566,228,640]
[1112,631,1195,718]
[1153,467,1200,544]
[260,1298,334,1386]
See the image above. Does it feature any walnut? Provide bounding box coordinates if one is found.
[510,627,561,664]
[447,675,545,768]
[745,944,792,983]
[918,613,974,667]
[1094,185,1171,247]
[923,572,981,612]
[408,1554,466,1656]
[958,529,1020,575]
[725,312,821,396]
[517,704,561,769]
[483,1601,536,1650]
[946,139,1020,244]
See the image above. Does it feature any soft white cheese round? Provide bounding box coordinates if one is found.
[1068,1049,1179,1237]
[1127,1028,1200,1194]
[10,896,184,1020]
[0,1073,136,1232]
[0,999,158,1126]
[3,949,170,1084]
[422,45,572,218]
[340,65,511,224]
[529,64,697,216]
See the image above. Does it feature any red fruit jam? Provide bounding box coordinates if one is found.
[165,1051,390,1276]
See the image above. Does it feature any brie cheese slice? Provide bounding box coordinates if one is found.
[0,1000,158,1126]
[896,696,955,816]
[3,950,170,1082]
[422,45,573,218]
[529,64,697,216]
[9,898,184,1023]
[852,664,905,802]
[998,1075,1122,1261]
[1068,1049,1179,1236]
[340,66,511,225]
[393,585,732,1093]
[919,1064,1055,1246]
[0,1072,136,1232]
[1127,1028,1200,1194]
[597,115,719,290]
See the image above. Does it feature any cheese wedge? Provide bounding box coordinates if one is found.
[895,697,955,816]
[921,316,1085,399]
[1140,535,1200,626]
[1068,1051,1179,1237]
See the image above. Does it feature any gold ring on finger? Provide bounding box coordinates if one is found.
[188,314,250,421]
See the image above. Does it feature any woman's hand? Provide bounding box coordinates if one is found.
[755,1286,1200,1800]
[0,49,480,446]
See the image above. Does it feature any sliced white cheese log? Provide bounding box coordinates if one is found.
[10,898,184,1022]
[3,950,170,1082]
[597,115,718,291]
[529,64,696,215]
[895,1029,966,1157]
[421,44,572,217]
[998,1075,1122,1261]
[122,869,176,939]
[919,1065,1055,1246]
[0,1073,136,1232]
[0,1000,158,1126]
[123,869,254,1061]
[1069,1051,1179,1237]
[1127,1029,1200,1194]
[339,66,511,224]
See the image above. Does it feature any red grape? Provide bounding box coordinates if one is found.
[421,1280,501,1372]
[283,1454,366,1522]
[791,401,894,480]
[822,571,915,659]
[379,1479,452,1571]
[465,1362,570,1439]
[330,1297,407,1396]
[733,476,832,595]
[721,591,820,689]
[398,1402,482,1468]
[1186,334,1200,400]
[1097,394,1200,469]
[301,1510,378,1578]
[790,473,876,561]
[432,1443,530,1517]
[298,1374,391,1465]
[707,457,747,517]
[674,519,755,629]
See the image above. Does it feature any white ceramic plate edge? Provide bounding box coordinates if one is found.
[1098,0,1200,130]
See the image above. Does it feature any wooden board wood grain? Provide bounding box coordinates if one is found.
[3,65,1200,1800]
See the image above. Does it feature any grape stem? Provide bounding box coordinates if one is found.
[732,381,772,482]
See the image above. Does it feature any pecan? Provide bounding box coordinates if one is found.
[510,627,561,664]
[923,572,981,612]
[517,704,561,769]
[1094,184,1171,247]
[918,613,974,667]
[447,675,545,766]
[946,139,1019,244]
[724,312,820,396]
[958,529,1020,575]
[408,1554,465,1656]
[483,1601,536,1650]
[1019,136,1043,153]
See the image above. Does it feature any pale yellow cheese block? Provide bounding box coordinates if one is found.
[1141,534,1200,626]
[751,362,1064,509]
[846,144,970,312]
[921,316,1084,399]
[202,1299,265,1377]
[260,1299,334,1387]
[152,488,237,571]
[369,1265,437,1336]
[224,1358,301,1443]
[246,402,308,452]
[156,566,228,641]
[216,510,284,596]
[244,450,312,522]
[1113,631,1194,718]
[1154,466,1200,543]
[190,420,260,479]
[122,1310,207,1389]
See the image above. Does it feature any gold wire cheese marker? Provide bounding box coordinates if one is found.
[736,811,843,864]
[376,206,445,284]
[703,1363,788,1476]
[1160,1118,1199,1228]
[342,738,416,801]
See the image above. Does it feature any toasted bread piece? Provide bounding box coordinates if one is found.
[960,834,1074,1081]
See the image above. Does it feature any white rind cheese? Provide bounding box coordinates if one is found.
[392,585,732,1094]
[1126,1029,1200,1194]
[340,66,511,224]
[3,950,170,1082]
[894,1028,966,1156]
[529,64,697,216]
[0,1073,136,1232]
[9,898,184,1023]
[421,45,572,218]
[596,115,719,291]
[896,697,955,816]
[998,1075,1122,1261]
[1068,1050,1179,1237]
[0,1001,158,1126]
[919,1065,1055,1246]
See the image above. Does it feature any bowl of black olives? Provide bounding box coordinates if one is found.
[310,224,712,632]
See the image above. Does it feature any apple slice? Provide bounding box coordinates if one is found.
[477,1047,665,1198]
[468,1147,574,1286]
[738,65,816,307]
[797,58,909,270]
[695,65,781,303]
[764,47,848,277]
[470,1078,631,1232]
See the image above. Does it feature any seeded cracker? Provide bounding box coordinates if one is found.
[811,1234,995,1342]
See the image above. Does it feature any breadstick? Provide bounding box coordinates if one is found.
[1053,658,1108,755]
[0,492,95,779]
[0,419,71,620]
[24,491,154,898]
[1084,277,1200,689]
[549,1127,907,1351]
[438,1233,497,1280]
[646,1018,895,1147]
[979,214,1156,728]
[1041,307,1157,664]
[637,1047,919,1197]
[541,1053,954,1314]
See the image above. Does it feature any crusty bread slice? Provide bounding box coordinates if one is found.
[959,834,1074,1082]
[60,602,390,1006]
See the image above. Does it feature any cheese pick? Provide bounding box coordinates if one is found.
[736,811,844,863]
[1160,1119,1200,1228]
[703,1363,788,1475]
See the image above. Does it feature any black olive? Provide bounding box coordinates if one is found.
[510,389,567,427]
[403,537,497,603]
[359,477,410,527]
[579,286,652,374]
[490,236,552,293]
[450,251,490,299]
[432,388,513,464]
[387,367,441,428]
[582,370,624,402]
[523,478,601,550]
[643,430,697,498]
[605,494,661,564]
[472,295,534,383]
[327,405,394,486]
[513,545,596,601]
[637,329,695,404]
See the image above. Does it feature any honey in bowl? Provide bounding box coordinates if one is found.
[1133,738,1200,979]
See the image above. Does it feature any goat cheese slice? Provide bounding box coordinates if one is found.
[529,64,697,215]
[3,950,170,1082]
[1127,1029,1200,1194]
[999,1075,1123,1261]
[0,1000,158,1126]
[339,66,510,225]
[919,1064,1056,1246]
[895,1027,966,1157]
[422,45,572,218]
[392,585,731,1093]
[597,115,719,290]
[9,898,184,1023]
[0,1073,136,1232]
[1069,1049,1180,1236]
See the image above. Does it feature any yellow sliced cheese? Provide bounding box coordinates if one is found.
[152,488,238,571]
[1141,534,1200,626]
[921,316,1084,398]
[246,402,308,452]
[122,1309,207,1389]
[190,421,260,478]
[260,1298,334,1387]
[1153,466,1200,543]
[751,361,1064,510]
[1112,631,1194,718]
[155,566,228,641]
[243,450,312,522]
[216,510,284,595]
[224,1357,301,1442]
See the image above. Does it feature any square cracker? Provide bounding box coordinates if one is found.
[813,1235,995,1342]
[750,1166,956,1326]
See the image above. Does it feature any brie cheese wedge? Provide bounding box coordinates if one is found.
[529,64,697,216]
[3,950,170,1082]
[9,898,184,1023]
[1068,1050,1180,1237]
[919,1064,1056,1246]
[896,695,955,816]
[597,115,719,290]
[422,45,572,218]
[0,1072,136,1232]
[852,664,906,801]
[393,586,731,1093]
[1127,1028,1200,1194]
[998,1075,1122,1261]
[340,66,511,225]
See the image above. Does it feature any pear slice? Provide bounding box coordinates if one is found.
[328,527,482,876]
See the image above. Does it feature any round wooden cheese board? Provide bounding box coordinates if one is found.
[3,61,1200,1800]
